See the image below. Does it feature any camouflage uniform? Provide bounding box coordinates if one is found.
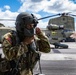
[2,30,50,75]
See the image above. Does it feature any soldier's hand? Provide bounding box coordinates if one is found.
[36,27,41,35]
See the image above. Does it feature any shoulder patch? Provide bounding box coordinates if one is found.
[4,33,12,44]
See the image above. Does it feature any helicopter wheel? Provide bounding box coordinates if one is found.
[58,43,68,49]
[60,44,68,49]
[53,43,68,49]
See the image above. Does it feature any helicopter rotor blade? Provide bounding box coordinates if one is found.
[0,14,60,21]
[38,14,60,20]
[0,12,75,21]
[69,14,76,16]
[0,19,15,21]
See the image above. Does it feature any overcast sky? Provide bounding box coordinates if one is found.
[0,0,76,29]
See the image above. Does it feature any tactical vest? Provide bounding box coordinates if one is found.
[11,30,40,69]
[0,30,40,72]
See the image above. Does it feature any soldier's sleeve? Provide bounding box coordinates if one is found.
[36,31,51,53]
[2,33,28,60]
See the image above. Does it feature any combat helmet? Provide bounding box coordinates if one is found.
[15,12,38,42]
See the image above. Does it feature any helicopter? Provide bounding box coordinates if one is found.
[0,12,76,48]
[39,13,76,48]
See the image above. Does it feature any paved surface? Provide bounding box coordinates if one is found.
[34,42,76,75]
[0,42,76,75]
[34,60,76,75]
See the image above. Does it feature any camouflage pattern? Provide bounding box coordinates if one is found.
[1,30,51,75]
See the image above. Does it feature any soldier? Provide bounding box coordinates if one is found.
[2,12,51,75]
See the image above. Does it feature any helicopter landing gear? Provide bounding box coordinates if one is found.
[53,43,68,49]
